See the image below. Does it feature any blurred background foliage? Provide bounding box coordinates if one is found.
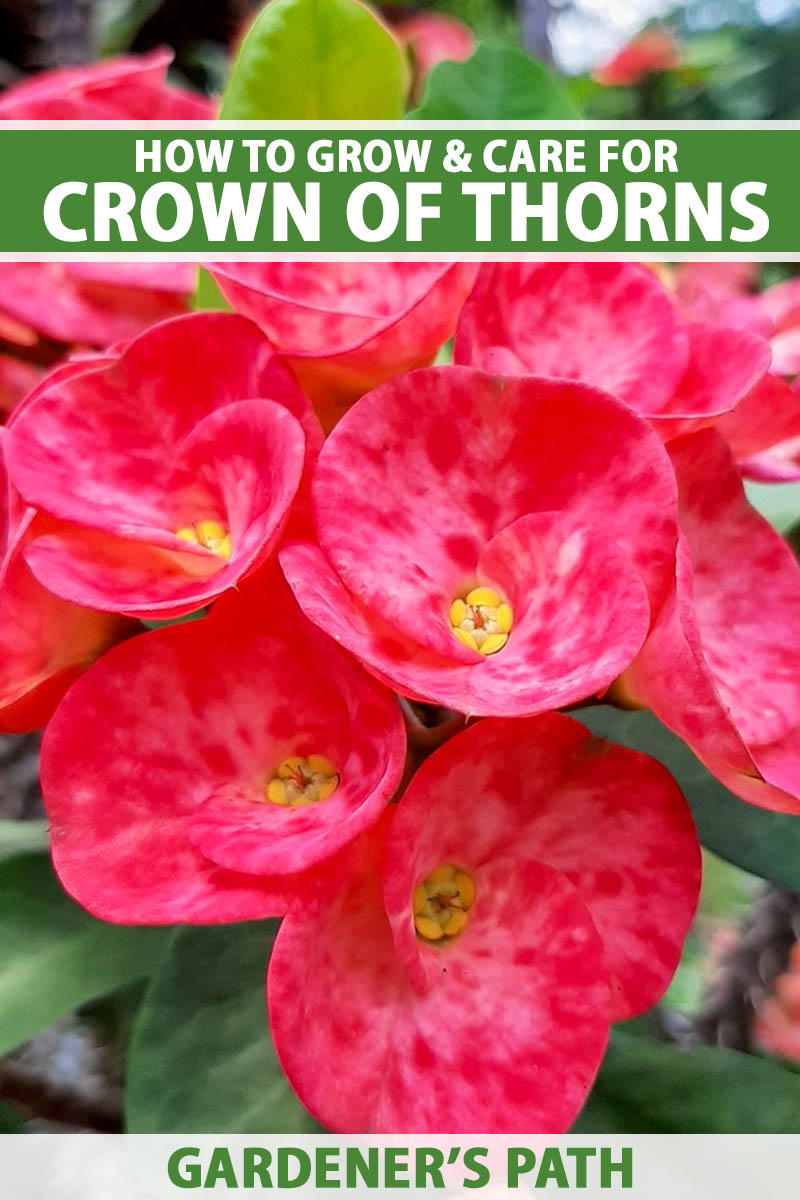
[2,0,800,1136]
[1,0,800,119]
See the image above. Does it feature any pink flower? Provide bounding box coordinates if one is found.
[0,52,213,415]
[593,29,682,87]
[209,263,480,430]
[269,713,700,1132]
[281,365,678,716]
[0,431,129,732]
[394,12,475,103]
[0,49,213,120]
[5,313,319,619]
[0,262,197,355]
[673,265,800,480]
[455,263,771,441]
[715,375,800,482]
[676,264,800,381]
[620,429,800,814]
[40,578,405,924]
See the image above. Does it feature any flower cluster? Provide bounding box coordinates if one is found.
[7,253,800,1133]
[0,52,213,417]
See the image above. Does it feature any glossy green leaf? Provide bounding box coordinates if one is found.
[575,706,800,890]
[575,1030,800,1132]
[0,854,169,1056]
[410,44,579,120]
[221,0,409,120]
[745,479,800,535]
[0,819,48,864]
[126,922,319,1133]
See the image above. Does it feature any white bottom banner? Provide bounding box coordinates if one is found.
[0,1135,796,1199]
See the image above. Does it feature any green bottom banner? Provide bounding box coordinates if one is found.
[0,1136,795,1198]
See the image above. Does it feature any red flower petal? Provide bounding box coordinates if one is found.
[623,431,800,813]
[282,365,676,713]
[0,436,127,731]
[671,432,800,745]
[593,29,682,86]
[40,582,405,924]
[0,49,213,120]
[383,714,700,1020]
[210,262,479,429]
[718,375,800,482]
[0,262,192,349]
[317,366,675,610]
[21,400,304,618]
[0,56,209,351]
[455,263,689,416]
[270,839,609,1133]
[6,314,316,617]
[281,510,649,717]
[652,323,771,438]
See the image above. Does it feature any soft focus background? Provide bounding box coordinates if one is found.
[1,0,800,116]
[2,0,800,1135]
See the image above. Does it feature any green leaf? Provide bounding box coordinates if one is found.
[0,1101,23,1133]
[220,0,409,120]
[0,819,48,864]
[410,44,579,120]
[99,0,164,54]
[0,854,169,1056]
[575,1030,800,1132]
[575,706,800,890]
[745,479,800,535]
[126,922,319,1133]
[193,268,231,314]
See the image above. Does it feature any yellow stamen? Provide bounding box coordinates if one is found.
[466,586,501,607]
[175,519,232,560]
[449,584,513,656]
[443,909,468,937]
[265,754,339,808]
[277,756,306,780]
[449,599,467,626]
[266,779,289,806]
[413,863,476,944]
[414,916,445,941]
[480,633,508,656]
[496,603,513,633]
[453,627,479,653]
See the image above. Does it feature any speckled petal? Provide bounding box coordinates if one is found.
[311,365,677,625]
[40,581,404,922]
[454,262,688,415]
[269,836,610,1133]
[383,714,700,1021]
[6,314,316,617]
[211,262,478,428]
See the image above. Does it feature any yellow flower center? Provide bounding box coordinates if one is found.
[413,863,476,942]
[175,520,232,560]
[449,587,512,655]
[265,755,339,807]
